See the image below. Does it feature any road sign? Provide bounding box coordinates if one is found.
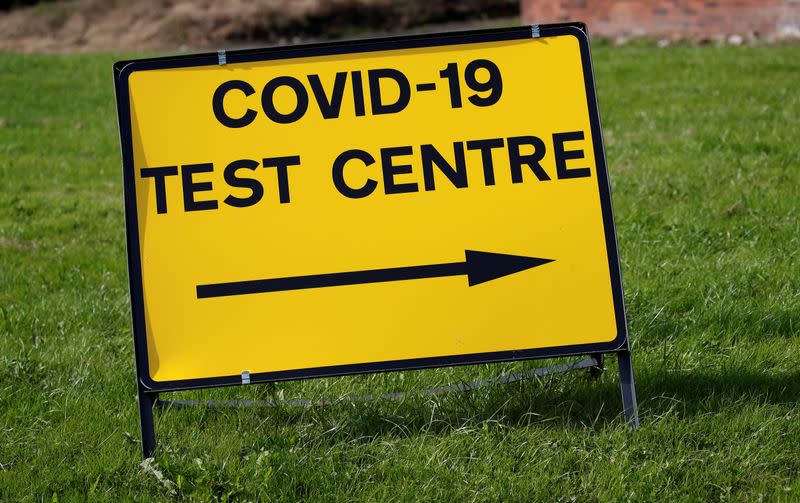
[115,23,637,457]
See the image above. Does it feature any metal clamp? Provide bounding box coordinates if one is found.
[217,50,227,65]
[241,370,250,384]
[531,24,541,38]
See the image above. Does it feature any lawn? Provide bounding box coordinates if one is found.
[1,41,799,501]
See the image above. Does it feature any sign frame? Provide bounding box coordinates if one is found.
[114,22,638,458]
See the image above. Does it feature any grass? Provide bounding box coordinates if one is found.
[1,41,799,501]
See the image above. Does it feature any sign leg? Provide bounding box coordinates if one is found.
[137,385,157,458]
[617,350,639,428]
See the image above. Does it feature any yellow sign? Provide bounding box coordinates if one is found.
[115,25,627,390]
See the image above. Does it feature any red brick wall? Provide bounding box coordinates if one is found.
[521,0,800,38]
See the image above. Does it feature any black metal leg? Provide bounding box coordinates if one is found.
[617,350,639,428]
[138,385,157,459]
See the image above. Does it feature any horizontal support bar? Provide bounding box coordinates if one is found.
[155,356,600,410]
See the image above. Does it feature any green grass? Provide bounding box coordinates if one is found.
[1,42,799,501]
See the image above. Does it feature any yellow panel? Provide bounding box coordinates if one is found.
[123,31,621,383]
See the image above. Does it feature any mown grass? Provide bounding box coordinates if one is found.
[1,41,799,501]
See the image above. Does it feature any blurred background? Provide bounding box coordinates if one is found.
[0,0,798,53]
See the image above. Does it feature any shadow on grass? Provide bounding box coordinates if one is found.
[640,363,800,416]
[160,360,800,447]
[320,365,799,442]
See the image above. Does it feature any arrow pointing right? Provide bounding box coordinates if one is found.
[197,250,554,299]
[463,250,554,286]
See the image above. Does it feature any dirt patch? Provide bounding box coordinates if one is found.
[0,0,519,53]
[0,236,39,252]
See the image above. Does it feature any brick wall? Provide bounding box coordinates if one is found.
[521,0,800,38]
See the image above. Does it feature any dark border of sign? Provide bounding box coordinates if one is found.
[113,22,630,393]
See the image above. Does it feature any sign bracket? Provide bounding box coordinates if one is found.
[589,352,605,378]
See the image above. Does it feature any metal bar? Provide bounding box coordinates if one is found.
[155,357,599,410]
[617,350,640,427]
[137,386,157,458]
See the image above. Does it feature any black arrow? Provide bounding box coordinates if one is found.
[196,250,554,299]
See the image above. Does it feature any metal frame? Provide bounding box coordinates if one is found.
[113,22,639,459]
[139,354,637,457]
[155,355,602,409]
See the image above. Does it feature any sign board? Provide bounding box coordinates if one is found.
[115,23,628,392]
